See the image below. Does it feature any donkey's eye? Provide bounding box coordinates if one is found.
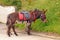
[41,14,43,17]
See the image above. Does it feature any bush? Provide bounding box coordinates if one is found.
[0,0,22,11]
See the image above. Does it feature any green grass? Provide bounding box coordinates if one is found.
[15,23,25,30]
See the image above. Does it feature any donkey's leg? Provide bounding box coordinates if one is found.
[12,25,18,36]
[26,22,31,35]
[7,25,11,37]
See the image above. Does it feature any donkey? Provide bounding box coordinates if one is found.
[6,9,47,37]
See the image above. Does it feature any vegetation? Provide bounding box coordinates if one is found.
[0,0,60,34]
[0,0,22,11]
[16,0,60,34]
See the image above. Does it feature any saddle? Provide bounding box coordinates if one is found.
[18,11,30,21]
[18,11,36,23]
[21,11,30,19]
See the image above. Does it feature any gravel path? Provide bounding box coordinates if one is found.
[0,23,59,40]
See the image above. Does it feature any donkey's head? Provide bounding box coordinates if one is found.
[40,9,47,23]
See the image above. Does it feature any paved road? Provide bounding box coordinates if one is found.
[0,23,59,40]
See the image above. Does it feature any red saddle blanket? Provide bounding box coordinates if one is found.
[18,12,26,20]
[18,12,36,21]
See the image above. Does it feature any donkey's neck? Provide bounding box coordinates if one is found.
[35,13,40,19]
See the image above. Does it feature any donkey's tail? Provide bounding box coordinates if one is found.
[6,19,9,25]
[6,21,8,25]
[6,18,11,25]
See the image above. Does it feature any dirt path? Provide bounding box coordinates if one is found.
[0,23,59,40]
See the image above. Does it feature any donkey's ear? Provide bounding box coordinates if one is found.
[42,9,44,11]
[43,9,47,13]
[45,9,47,12]
[44,9,47,13]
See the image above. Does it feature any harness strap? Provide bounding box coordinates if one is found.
[30,12,36,21]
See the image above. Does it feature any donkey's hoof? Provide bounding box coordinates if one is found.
[15,33,18,36]
[7,33,11,37]
[16,34,18,36]
[27,32,31,35]
[28,33,31,35]
[8,34,11,37]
